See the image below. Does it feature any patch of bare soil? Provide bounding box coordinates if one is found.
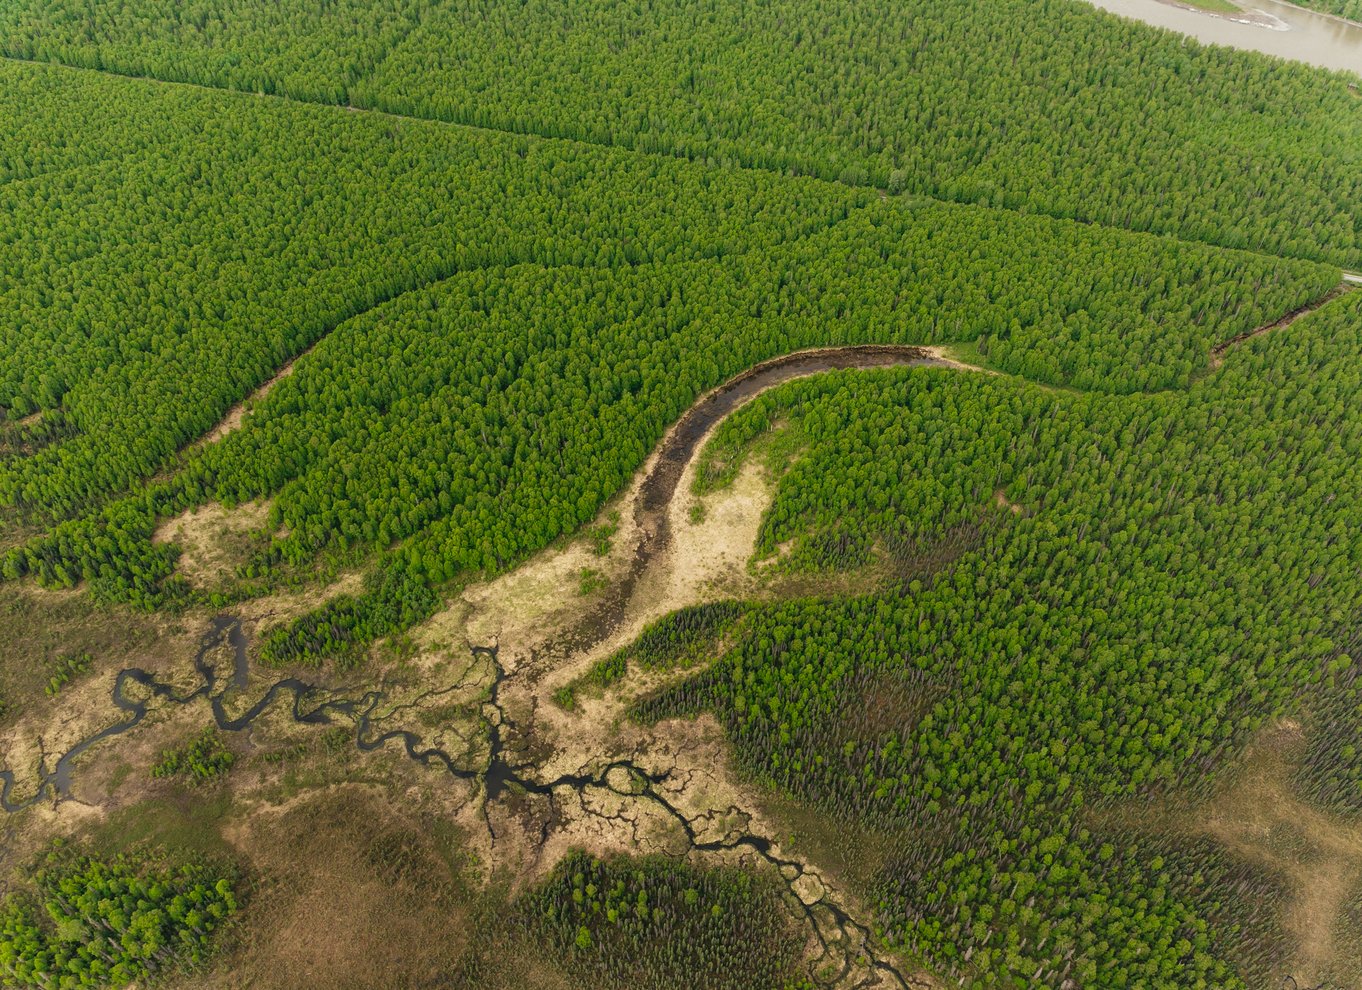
[205,360,300,445]
[153,500,273,587]
[397,392,938,987]
[918,345,996,375]
[1197,723,1362,986]
[994,489,1024,515]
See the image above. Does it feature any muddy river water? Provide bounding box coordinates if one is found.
[1085,0,1362,73]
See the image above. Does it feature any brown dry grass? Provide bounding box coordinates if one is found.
[236,569,366,629]
[197,785,474,990]
[152,500,273,588]
[0,584,198,721]
[34,780,481,990]
[1196,722,1362,986]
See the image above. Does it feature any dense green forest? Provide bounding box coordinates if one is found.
[2,0,1361,986]
[0,58,1332,516]
[0,61,1336,628]
[0,1,1360,266]
[6,221,1332,629]
[452,851,807,989]
[0,59,854,520]
[0,851,238,987]
[630,291,1362,987]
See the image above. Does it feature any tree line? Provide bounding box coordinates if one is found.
[1,1,1360,266]
[633,291,1362,987]
[0,65,1334,643]
[1292,0,1362,19]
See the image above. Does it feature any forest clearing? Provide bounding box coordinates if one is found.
[3,1,1362,987]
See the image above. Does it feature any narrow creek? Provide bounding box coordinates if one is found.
[3,309,1350,982]
[3,300,1355,979]
[1,344,943,989]
[557,345,946,659]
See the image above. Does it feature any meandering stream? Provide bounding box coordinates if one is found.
[6,299,1357,982]
[7,263,1361,979]
[1,344,946,989]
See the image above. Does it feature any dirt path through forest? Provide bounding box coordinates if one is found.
[1208,282,1354,370]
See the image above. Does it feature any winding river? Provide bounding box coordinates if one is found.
[1,344,944,989]
[6,300,1357,981]
[5,269,1360,979]
[1085,0,1362,73]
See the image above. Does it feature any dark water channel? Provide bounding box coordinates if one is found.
[2,346,942,987]
[1085,0,1362,73]
[559,344,944,659]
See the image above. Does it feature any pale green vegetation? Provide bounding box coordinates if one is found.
[0,0,1360,986]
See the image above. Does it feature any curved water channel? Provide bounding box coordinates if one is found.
[1,344,943,989]
[4,302,1356,981]
[1084,0,1362,72]
[4,282,1358,980]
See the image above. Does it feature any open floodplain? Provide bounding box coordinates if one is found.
[1,1,1362,988]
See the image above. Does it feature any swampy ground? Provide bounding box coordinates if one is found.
[3,335,1361,988]
[0,352,942,989]
[6,424,1360,988]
